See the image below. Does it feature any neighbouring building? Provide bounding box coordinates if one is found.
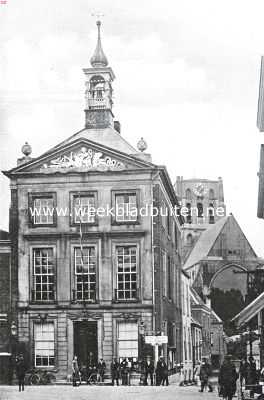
[210,310,226,368]
[181,269,192,382]
[2,21,183,380]
[0,229,12,383]
[190,288,212,360]
[257,56,264,219]
[175,176,226,261]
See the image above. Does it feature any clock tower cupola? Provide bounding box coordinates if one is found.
[83,20,115,129]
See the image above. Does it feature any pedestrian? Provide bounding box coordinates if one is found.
[120,358,128,385]
[239,357,249,386]
[199,358,213,392]
[16,353,26,392]
[97,358,106,382]
[111,358,120,386]
[72,355,80,387]
[143,356,154,385]
[218,355,238,400]
[245,357,258,398]
[156,356,169,386]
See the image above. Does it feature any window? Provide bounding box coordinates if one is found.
[116,246,138,301]
[114,192,138,223]
[34,322,55,367]
[186,203,192,224]
[197,202,203,218]
[167,256,172,300]
[162,250,167,297]
[72,192,96,224]
[185,188,192,200]
[33,248,55,302]
[187,233,193,246]
[74,247,96,302]
[161,200,167,229]
[209,189,215,200]
[117,321,138,359]
[29,193,56,226]
[208,203,215,224]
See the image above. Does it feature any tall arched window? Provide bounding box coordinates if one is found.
[209,189,215,200]
[209,203,215,224]
[197,202,203,218]
[186,203,192,224]
[185,189,192,200]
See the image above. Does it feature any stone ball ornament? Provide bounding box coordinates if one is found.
[137,137,147,152]
[21,142,32,157]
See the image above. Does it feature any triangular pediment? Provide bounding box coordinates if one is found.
[4,138,155,176]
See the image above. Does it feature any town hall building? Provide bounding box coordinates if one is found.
[2,21,183,380]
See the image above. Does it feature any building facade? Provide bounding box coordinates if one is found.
[2,21,183,380]
[0,230,12,383]
[181,270,192,382]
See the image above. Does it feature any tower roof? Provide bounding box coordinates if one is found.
[90,21,108,68]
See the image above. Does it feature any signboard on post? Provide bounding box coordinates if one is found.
[145,335,168,346]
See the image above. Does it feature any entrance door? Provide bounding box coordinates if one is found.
[74,321,98,367]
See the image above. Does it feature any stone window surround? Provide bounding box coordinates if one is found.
[29,244,57,304]
[111,189,140,225]
[69,191,98,227]
[112,240,141,303]
[28,192,57,228]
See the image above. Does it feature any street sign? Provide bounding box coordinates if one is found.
[145,335,168,346]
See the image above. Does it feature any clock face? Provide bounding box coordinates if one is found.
[193,183,208,197]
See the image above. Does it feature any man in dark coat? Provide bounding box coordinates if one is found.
[156,356,169,386]
[97,358,106,382]
[218,355,238,400]
[143,356,154,385]
[111,358,120,386]
[199,358,213,392]
[16,354,26,392]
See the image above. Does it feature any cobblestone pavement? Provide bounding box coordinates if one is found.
[0,385,217,400]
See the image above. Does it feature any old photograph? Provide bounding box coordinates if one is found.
[1,1,264,399]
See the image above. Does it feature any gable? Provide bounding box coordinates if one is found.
[208,215,257,260]
[4,138,155,176]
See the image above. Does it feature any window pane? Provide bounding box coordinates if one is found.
[74,247,96,301]
[74,195,95,223]
[34,323,55,367]
[33,197,54,225]
[33,248,54,302]
[115,193,137,222]
[116,246,137,301]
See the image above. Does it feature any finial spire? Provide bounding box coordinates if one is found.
[90,20,108,68]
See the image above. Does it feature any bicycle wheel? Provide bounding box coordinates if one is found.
[46,373,56,385]
[30,373,41,385]
[89,373,97,385]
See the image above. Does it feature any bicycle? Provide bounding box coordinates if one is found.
[27,368,57,385]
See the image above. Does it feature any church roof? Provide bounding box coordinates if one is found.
[184,216,229,270]
[232,291,264,327]
[42,127,138,157]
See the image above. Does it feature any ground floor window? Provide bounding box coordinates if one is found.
[117,321,138,359]
[34,322,55,367]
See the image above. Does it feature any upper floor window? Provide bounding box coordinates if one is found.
[34,322,55,367]
[186,203,192,224]
[32,248,55,302]
[208,203,215,224]
[29,193,56,227]
[115,246,138,301]
[167,256,172,300]
[74,247,96,302]
[197,202,203,218]
[71,192,97,225]
[162,250,167,297]
[113,191,138,223]
[209,189,215,200]
[185,188,192,200]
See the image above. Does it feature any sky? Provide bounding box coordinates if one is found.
[0,0,264,255]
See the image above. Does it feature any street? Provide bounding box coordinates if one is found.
[0,385,217,400]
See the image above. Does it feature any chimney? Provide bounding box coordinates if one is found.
[114,120,121,134]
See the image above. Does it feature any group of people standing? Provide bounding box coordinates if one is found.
[72,355,169,386]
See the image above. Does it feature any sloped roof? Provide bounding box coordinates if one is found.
[43,127,138,157]
[184,216,229,270]
[232,292,264,327]
[211,309,222,324]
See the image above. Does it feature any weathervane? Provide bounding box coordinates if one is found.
[91,12,104,22]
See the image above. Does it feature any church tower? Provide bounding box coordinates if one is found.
[83,20,115,129]
[175,176,226,259]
